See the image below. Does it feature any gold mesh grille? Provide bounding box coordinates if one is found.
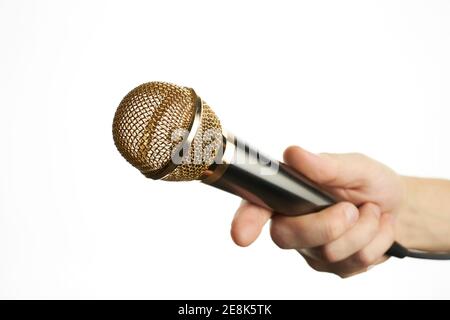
[163,102,222,181]
[112,81,222,181]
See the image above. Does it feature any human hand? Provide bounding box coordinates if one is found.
[231,146,404,278]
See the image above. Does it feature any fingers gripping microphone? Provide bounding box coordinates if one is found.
[112,81,413,259]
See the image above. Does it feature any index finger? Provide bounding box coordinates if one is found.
[231,201,273,247]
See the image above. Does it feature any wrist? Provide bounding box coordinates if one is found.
[396,176,450,251]
[395,176,422,249]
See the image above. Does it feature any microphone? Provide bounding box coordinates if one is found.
[111,81,408,259]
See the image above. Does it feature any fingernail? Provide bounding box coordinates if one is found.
[345,205,359,224]
[367,265,375,271]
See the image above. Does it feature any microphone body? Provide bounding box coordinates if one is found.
[203,133,336,215]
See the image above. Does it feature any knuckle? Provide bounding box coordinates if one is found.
[364,203,382,221]
[354,249,377,267]
[323,217,343,242]
[339,270,365,279]
[270,220,292,249]
[363,202,379,214]
[310,264,327,273]
[301,256,328,273]
[320,245,341,263]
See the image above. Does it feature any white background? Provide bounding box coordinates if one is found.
[0,0,449,299]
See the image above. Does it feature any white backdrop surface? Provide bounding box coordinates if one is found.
[0,0,449,299]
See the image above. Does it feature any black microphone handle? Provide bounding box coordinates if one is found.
[202,135,405,258]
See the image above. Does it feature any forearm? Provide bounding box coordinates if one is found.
[396,176,450,251]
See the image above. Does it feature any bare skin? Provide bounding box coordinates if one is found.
[230,146,450,278]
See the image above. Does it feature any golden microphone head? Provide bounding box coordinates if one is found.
[112,82,222,181]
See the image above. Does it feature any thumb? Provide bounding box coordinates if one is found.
[283,146,370,188]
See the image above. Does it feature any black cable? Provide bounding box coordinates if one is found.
[387,242,450,260]
[404,248,450,260]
